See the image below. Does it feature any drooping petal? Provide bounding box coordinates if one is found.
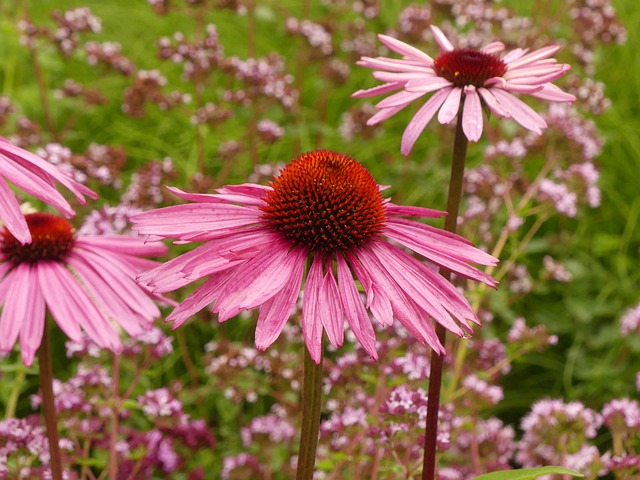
[489,88,547,133]
[353,248,444,353]
[37,262,83,342]
[437,86,463,125]
[18,269,46,366]
[166,272,233,328]
[214,244,307,322]
[369,242,464,336]
[0,137,97,204]
[301,255,325,364]
[478,88,511,118]
[401,87,452,155]
[336,254,377,360]
[319,264,344,348]
[255,247,306,350]
[530,83,577,102]
[462,86,484,142]
[0,176,30,244]
[0,264,32,354]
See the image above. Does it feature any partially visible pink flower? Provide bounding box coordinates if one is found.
[0,136,97,244]
[132,150,498,363]
[0,212,169,366]
[353,25,576,154]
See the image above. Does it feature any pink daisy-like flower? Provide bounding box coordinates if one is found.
[353,25,576,154]
[0,136,97,244]
[131,150,497,363]
[0,212,169,366]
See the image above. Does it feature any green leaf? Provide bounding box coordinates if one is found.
[472,467,584,480]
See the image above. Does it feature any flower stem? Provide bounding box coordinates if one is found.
[109,352,120,480]
[421,116,469,480]
[296,345,323,480]
[38,318,63,480]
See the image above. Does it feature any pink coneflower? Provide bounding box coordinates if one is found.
[0,136,97,244]
[131,150,497,363]
[0,212,169,366]
[353,25,576,154]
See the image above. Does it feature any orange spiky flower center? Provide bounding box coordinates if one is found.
[1,213,75,263]
[261,150,386,253]
[434,49,507,88]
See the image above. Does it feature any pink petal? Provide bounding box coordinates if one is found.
[352,82,403,99]
[481,41,505,54]
[346,253,393,326]
[384,223,498,287]
[531,84,576,103]
[437,87,462,124]
[405,76,453,93]
[0,264,32,354]
[369,242,464,336]
[429,25,455,52]
[377,34,435,64]
[76,236,168,257]
[377,90,428,109]
[506,45,561,70]
[0,158,74,217]
[385,203,446,219]
[336,255,378,360]
[353,248,444,353]
[214,245,307,322]
[166,274,232,328]
[0,138,97,204]
[319,264,344,348]
[167,185,267,207]
[502,48,528,64]
[255,248,305,350]
[478,88,511,118]
[44,262,123,351]
[302,255,324,364]
[357,56,431,72]
[462,86,484,142]
[489,89,547,133]
[372,71,426,83]
[18,269,46,366]
[37,263,82,342]
[0,176,30,244]
[366,104,408,126]
[401,87,452,155]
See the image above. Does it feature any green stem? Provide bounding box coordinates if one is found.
[4,368,26,419]
[421,115,469,480]
[295,345,323,480]
[38,318,63,480]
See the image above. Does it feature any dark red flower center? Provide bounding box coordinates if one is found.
[1,213,76,263]
[261,150,386,253]
[433,49,507,88]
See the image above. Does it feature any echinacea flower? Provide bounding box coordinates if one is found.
[0,136,97,244]
[131,150,497,363]
[0,212,169,366]
[353,25,576,154]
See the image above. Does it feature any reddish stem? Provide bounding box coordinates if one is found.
[38,318,63,480]
[421,115,469,480]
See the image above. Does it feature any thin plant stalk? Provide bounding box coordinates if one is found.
[296,344,324,480]
[38,317,63,480]
[109,352,121,480]
[421,115,469,480]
